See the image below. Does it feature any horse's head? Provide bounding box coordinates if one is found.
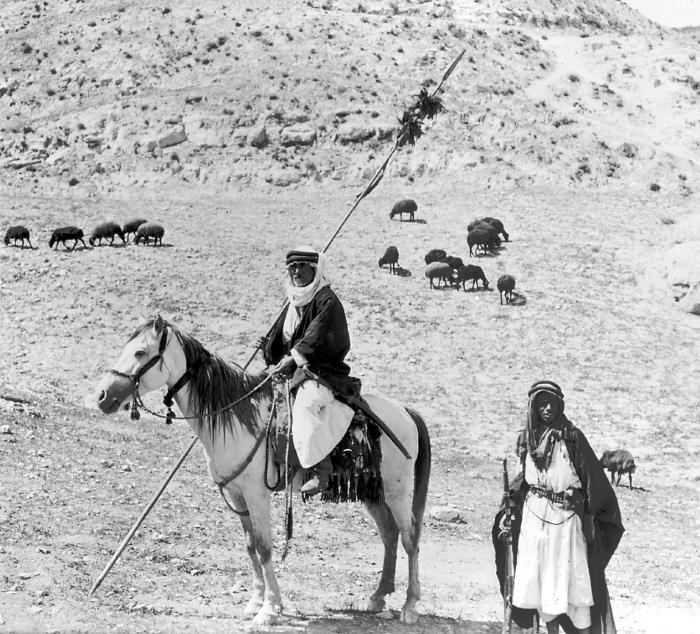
[95,314,179,414]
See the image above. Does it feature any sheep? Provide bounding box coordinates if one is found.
[378,245,400,274]
[89,221,125,246]
[482,216,509,242]
[424,249,447,265]
[4,225,32,248]
[453,264,489,291]
[468,217,510,243]
[134,222,165,246]
[425,261,453,289]
[389,199,417,222]
[468,224,501,256]
[444,255,464,271]
[497,274,516,304]
[49,226,86,250]
[122,218,147,242]
[600,449,636,488]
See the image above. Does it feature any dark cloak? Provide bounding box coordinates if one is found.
[493,425,624,634]
[263,285,356,397]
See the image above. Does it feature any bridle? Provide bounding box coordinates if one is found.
[109,325,274,425]
[110,327,177,422]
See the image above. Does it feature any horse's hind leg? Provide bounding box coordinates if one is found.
[364,502,399,613]
[384,497,421,624]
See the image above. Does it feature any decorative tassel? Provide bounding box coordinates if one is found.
[130,400,140,421]
[165,407,174,425]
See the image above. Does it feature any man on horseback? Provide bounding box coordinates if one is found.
[262,246,358,496]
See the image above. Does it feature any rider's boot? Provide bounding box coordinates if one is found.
[300,456,333,496]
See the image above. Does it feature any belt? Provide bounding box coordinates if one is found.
[529,485,567,505]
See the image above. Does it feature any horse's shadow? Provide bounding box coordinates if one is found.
[133,242,174,248]
[294,609,503,633]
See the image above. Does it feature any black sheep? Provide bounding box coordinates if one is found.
[601,449,636,488]
[467,224,501,256]
[123,218,147,242]
[89,221,125,246]
[453,264,489,291]
[424,249,447,265]
[134,222,165,246]
[378,245,400,274]
[497,274,515,304]
[4,225,32,248]
[482,216,509,242]
[389,199,417,222]
[49,226,86,250]
[444,255,464,271]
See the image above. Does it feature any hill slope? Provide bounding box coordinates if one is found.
[1,0,699,196]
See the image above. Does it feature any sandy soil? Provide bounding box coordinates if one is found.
[1,182,699,633]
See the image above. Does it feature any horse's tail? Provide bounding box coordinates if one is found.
[406,407,431,543]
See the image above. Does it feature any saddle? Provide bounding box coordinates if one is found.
[269,376,384,504]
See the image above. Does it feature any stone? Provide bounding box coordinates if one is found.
[158,128,187,148]
[429,505,463,522]
[280,126,316,147]
[246,125,268,148]
[336,121,374,144]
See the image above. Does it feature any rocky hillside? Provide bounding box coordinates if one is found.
[1,0,699,196]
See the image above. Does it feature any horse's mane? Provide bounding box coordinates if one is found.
[133,319,272,436]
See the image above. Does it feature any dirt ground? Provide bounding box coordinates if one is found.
[1,182,699,633]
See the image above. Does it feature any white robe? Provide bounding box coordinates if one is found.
[290,373,354,468]
[512,441,593,629]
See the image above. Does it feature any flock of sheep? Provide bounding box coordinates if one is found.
[379,199,518,305]
[380,199,639,482]
[3,220,165,250]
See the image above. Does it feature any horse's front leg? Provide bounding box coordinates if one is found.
[236,510,266,618]
[242,489,282,627]
[364,503,399,613]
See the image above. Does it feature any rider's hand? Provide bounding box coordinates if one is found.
[256,335,269,349]
[272,355,296,379]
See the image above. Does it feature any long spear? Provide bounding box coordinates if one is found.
[88,49,466,596]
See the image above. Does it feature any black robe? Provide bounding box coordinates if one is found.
[263,286,356,397]
[493,425,625,634]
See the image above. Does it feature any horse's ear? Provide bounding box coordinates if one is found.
[153,314,164,335]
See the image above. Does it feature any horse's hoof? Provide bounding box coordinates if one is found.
[243,597,263,616]
[366,596,386,613]
[400,607,419,624]
[251,602,281,627]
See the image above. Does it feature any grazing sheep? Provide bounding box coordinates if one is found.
[425,261,453,289]
[389,199,417,222]
[497,274,515,304]
[123,218,147,242]
[4,225,32,248]
[49,226,86,250]
[378,245,400,274]
[468,224,501,256]
[468,217,510,243]
[601,449,636,488]
[134,222,165,246]
[453,264,489,291]
[424,249,447,265]
[89,221,125,246]
[444,255,464,271]
[482,216,509,242]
